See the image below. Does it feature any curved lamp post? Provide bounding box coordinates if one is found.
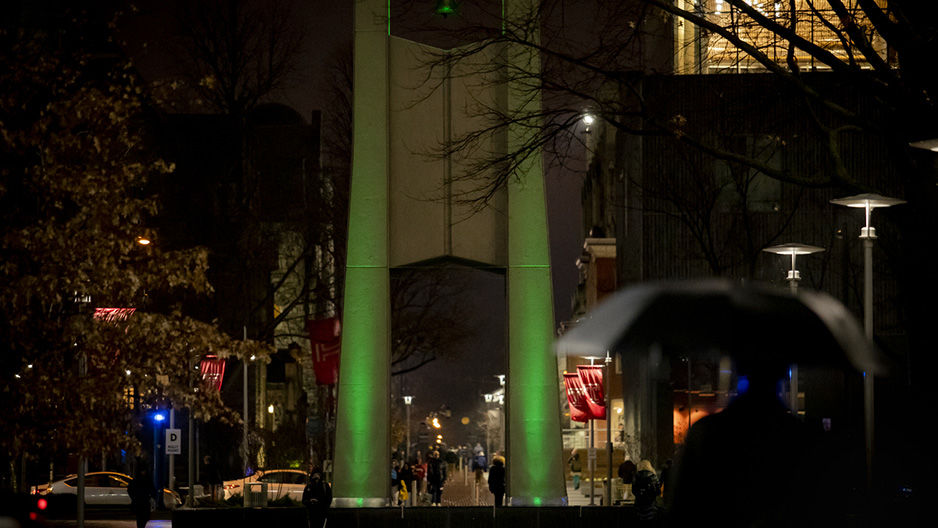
[763,243,825,417]
[831,193,905,490]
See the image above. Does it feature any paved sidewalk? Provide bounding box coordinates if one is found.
[440,471,493,507]
[399,469,495,506]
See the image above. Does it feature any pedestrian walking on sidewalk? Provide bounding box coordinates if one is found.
[427,450,447,506]
[302,465,332,528]
[487,455,506,507]
[397,462,414,505]
[201,455,221,501]
[568,449,582,490]
[127,466,155,528]
[618,458,636,500]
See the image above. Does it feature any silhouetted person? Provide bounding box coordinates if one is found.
[632,460,660,523]
[487,455,506,506]
[397,462,413,505]
[472,451,487,491]
[127,466,155,528]
[618,458,637,500]
[666,359,819,527]
[201,455,221,501]
[568,449,582,490]
[302,465,331,528]
[426,450,447,506]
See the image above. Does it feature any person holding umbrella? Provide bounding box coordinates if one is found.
[666,356,817,526]
[556,280,879,525]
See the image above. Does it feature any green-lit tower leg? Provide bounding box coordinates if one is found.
[505,0,567,506]
[332,0,390,508]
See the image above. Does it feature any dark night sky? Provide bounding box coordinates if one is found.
[117,0,584,447]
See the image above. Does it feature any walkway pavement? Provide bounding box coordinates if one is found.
[403,469,630,507]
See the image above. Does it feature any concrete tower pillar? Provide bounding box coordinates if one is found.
[333,0,566,507]
[332,0,391,507]
[505,0,567,506]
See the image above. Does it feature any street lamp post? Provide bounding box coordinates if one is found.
[242,326,249,477]
[484,393,494,462]
[763,243,825,415]
[187,358,195,507]
[404,396,413,461]
[581,357,603,506]
[604,351,612,507]
[831,193,905,491]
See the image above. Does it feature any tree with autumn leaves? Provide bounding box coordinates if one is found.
[0,25,269,490]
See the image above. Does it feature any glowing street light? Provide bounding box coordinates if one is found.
[582,113,595,133]
[909,138,938,152]
[763,243,825,418]
[136,236,151,246]
[763,243,825,294]
[831,192,904,491]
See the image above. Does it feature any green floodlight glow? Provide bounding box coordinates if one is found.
[336,0,564,508]
[436,0,457,16]
[333,0,391,507]
[505,21,566,500]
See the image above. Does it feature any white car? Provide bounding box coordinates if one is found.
[223,469,307,501]
[44,471,181,509]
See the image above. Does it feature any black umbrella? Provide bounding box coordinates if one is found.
[555,279,880,374]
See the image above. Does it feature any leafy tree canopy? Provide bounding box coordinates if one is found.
[0,24,269,461]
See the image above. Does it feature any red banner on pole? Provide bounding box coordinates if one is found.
[200,355,226,391]
[307,317,341,385]
[577,365,606,419]
[563,373,595,422]
[93,307,136,323]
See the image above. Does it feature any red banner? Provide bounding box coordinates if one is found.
[200,355,226,391]
[563,373,595,422]
[577,365,606,419]
[307,317,341,385]
[93,307,136,323]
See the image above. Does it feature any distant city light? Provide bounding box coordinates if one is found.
[136,236,151,246]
